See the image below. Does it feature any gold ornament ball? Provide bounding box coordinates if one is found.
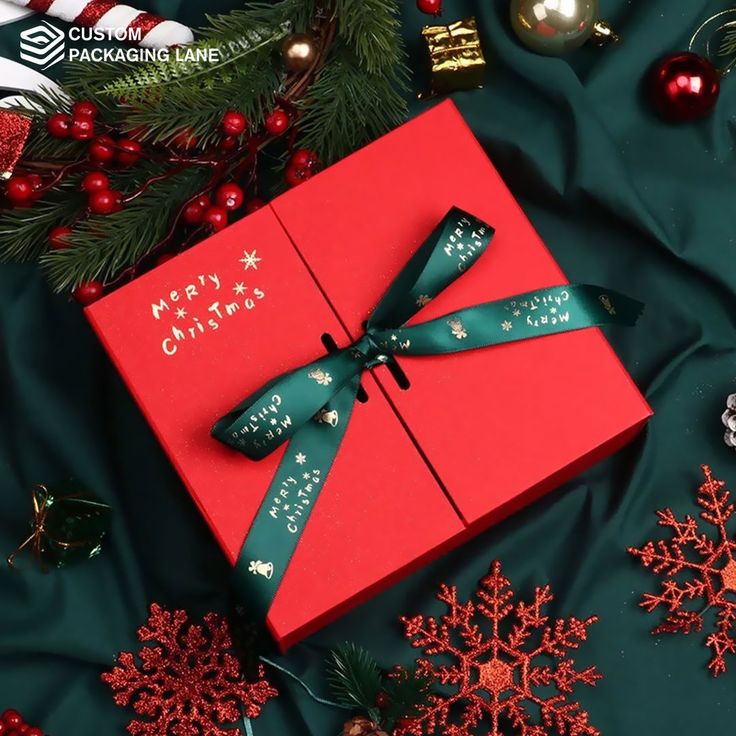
[510,0,598,55]
[282,33,318,72]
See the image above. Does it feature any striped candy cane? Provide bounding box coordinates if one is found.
[7,0,193,47]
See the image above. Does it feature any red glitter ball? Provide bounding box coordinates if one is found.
[101,603,277,736]
[398,561,601,736]
[629,465,736,676]
[0,111,31,178]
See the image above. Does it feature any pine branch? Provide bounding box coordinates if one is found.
[40,164,210,290]
[327,644,383,717]
[335,0,403,74]
[382,666,431,729]
[298,44,408,164]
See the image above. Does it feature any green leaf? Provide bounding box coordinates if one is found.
[381,666,432,730]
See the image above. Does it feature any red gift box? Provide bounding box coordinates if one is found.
[86,100,651,650]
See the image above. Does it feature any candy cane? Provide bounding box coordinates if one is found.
[5,0,193,47]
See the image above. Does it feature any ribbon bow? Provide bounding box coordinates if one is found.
[213,207,643,620]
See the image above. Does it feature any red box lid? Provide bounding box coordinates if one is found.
[86,100,651,649]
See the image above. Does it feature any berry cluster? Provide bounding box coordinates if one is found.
[3,99,317,305]
[0,709,45,736]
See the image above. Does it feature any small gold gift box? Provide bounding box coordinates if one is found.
[421,17,486,95]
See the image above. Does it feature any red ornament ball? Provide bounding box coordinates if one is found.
[89,189,122,215]
[284,164,313,187]
[82,170,110,192]
[203,206,228,232]
[417,0,442,14]
[49,225,73,250]
[1,712,22,728]
[264,109,289,136]
[245,197,265,214]
[73,280,104,305]
[72,100,98,119]
[290,148,318,169]
[46,112,72,138]
[71,115,95,141]
[5,176,33,204]
[89,135,115,163]
[222,110,247,136]
[116,138,142,166]
[215,182,244,211]
[650,52,720,121]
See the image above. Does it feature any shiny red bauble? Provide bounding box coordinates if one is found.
[5,176,33,204]
[182,201,205,224]
[290,148,318,169]
[82,170,110,192]
[203,206,228,231]
[245,197,265,214]
[284,164,313,187]
[70,115,95,141]
[49,225,73,249]
[650,52,721,121]
[116,138,142,166]
[72,100,98,119]
[215,182,244,211]
[73,280,104,305]
[417,0,442,14]
[222,110,247,136]
[264,109,289,136]
[89,135,115,163]
[46,112,72,138]
[89,189,123,215]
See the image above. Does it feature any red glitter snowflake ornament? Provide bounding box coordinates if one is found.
[101,603,277,735]
[399,561,602,736]
[629,464,736,676]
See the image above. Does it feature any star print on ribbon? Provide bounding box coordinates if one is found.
[212,207,644,622]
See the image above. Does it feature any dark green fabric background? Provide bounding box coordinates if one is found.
[2,1,736,733]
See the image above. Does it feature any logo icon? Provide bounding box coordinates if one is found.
[20,22,65,70]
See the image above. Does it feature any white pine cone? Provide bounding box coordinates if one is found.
[723,393,736,448]
[342,717,389,736]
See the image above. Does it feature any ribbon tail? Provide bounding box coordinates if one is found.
[232,377,361,622]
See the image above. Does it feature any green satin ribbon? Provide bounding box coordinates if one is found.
[212,207,643,621]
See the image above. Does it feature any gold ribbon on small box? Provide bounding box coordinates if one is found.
[421,17,486,95]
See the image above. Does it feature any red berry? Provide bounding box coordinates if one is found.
[73,100,98,118]
[182,201,205,224]
[171,128,198,150]
[82,171,110,192]
[264,109,289,136]
[215,182,244,211]
[290,148,318,169]
[416,0,442,13]
[196,195,211,209]
[245,197,265,214]
[1,713,22,728]
[25,728,42,736]
[73,280,104,305]
[46,112,72,138]
[284,164,313,187]
[89,135,115,163]
[5,176,33,203]
[203,206,228,232]
[222,110,247,136]
[219,135,238,152]
[18,726,29,735]
[89,189,122,215]
[375,691,389,709]
[27,174,43,191]
[116,138,142,166]
[49,225,73,250]
[71,115,95,141]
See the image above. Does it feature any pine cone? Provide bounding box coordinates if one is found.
[342,716,389,736]
[723,393,736,448]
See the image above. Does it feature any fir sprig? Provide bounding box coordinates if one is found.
[327,644,430,732]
